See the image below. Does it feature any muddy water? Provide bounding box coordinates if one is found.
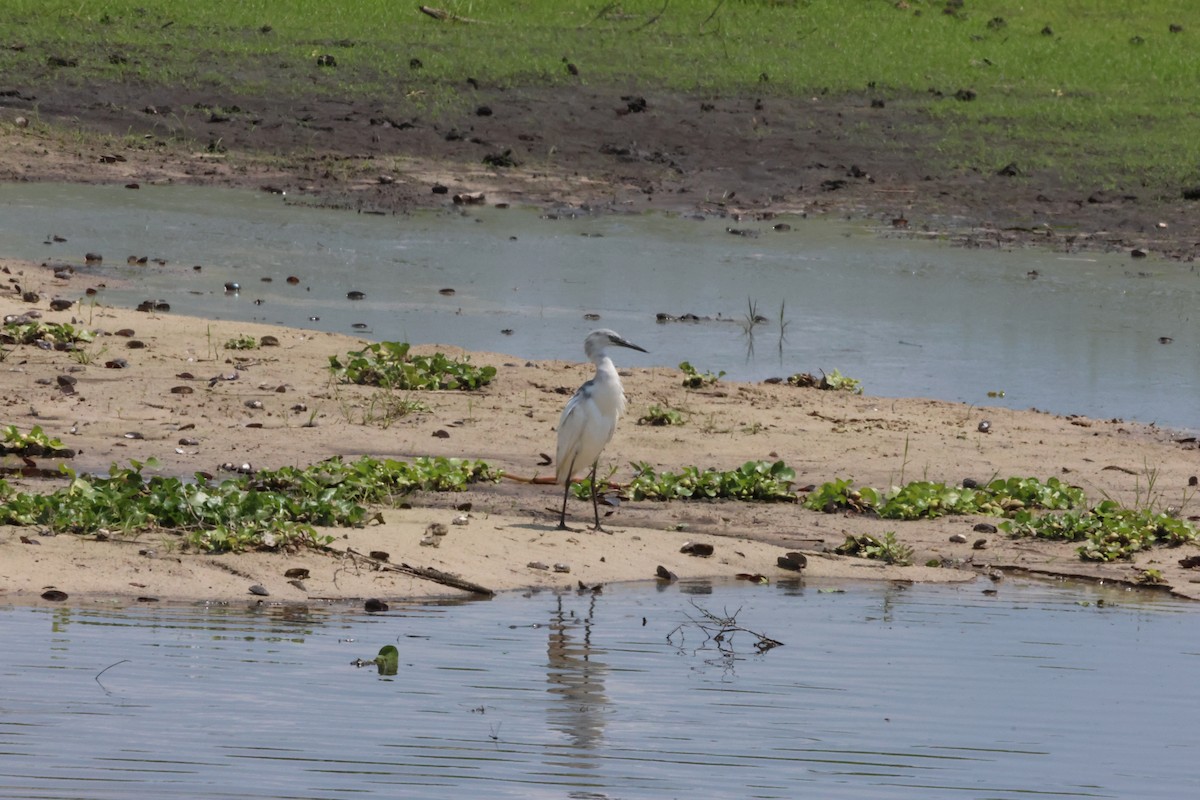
[1,578,1197,799]
[2,183,1198,430]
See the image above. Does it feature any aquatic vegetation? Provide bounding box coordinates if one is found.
[0,319,95,346]
[1,425,71,457]
[835,531,913,566]
[805,474,1196,562]
[637,405,686,426]
[786,369,863,394]
[804,476,1086,519]
[352,643,400,675]
[0,455,501,553]
[223,333,259,350]
[738,297,769,336]
[626,460,796,502]
[330,341,496,390]
[804,478,881,514]
[679,361,725,389]
[1003,502,1197,562]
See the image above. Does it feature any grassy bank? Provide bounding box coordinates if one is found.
[2,0,1198,189]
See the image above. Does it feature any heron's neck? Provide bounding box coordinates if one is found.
[591,355,625,411]
[592,354,618,380]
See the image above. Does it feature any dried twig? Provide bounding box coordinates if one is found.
[345,547,494,596]
[667,601,783,657]
[418,5,481,23]
[632,0,669,31]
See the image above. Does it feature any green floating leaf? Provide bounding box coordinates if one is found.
[375,645,399,676]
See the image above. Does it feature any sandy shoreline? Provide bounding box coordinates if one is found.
[3,256,1200,605]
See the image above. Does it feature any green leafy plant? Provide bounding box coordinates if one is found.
[679,361,725,389]
[0,319,95,346]
[330,341,496,390]
[1137,569,1166,586]
[786,369,863,394]
[804,478,879,514]
[625,460,796,502]
[804,476,1086,519]
[637,405,686,426]
[223,333,259,350]
[1003,501,1197,562]
[0,455,501,553]
[835,531,913,566]
[374,644,399,675]
[804,474,1196,563]
[1,425,72,457]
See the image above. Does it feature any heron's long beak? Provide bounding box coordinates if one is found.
[613,335,648,353]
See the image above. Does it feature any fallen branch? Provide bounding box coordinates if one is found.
[667,600,783,657]
[419,5,481,23]
[345,547,494,596]
[502,472,557,485]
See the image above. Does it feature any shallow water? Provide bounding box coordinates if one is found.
[1,579,1198,799]
[2,183,1198,430]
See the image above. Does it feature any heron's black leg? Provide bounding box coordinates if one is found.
[558,477,572,530]
[587,461,598,529]
[589,461,612,532]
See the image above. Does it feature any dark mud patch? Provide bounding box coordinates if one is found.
[2,80,1197,262]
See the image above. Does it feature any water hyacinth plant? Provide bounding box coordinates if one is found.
[329,341,496,390]
[0,456,500,553]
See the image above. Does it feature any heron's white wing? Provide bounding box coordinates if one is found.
[555,383,591,483]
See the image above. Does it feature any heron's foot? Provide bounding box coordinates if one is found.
[589,523,615,535]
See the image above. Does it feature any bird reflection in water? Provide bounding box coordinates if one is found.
[545,590,609,767]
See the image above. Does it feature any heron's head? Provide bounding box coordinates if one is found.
[583,329,648,361]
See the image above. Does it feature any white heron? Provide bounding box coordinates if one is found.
[556,329,647,531]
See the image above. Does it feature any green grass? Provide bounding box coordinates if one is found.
[3,0,1198,188]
